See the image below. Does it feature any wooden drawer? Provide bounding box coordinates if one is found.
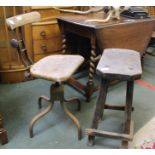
[33,36,62,54]
[32,23,61,40]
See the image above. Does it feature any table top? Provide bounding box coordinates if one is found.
[57,13,155,29]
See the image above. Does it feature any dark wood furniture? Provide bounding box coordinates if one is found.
[57,14,155,101]
[0,113,8,145]
[86,48,142,148]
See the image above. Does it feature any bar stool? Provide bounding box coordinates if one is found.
[86,48,142,148]
[29,55,84,140]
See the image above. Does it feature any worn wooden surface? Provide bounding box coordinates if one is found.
[96,48,142,80]
[57,14,155,100]
[30,55,84,82]
[58,14,155,55]
[87,47,142,148]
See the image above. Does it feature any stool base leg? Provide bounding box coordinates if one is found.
[38,96,50,109]
[61,101,82,140]
[29,101,53,138]
[121,81,134,148]
[88,79,109,145]
[29,82,82,140]
[87,79,135,148]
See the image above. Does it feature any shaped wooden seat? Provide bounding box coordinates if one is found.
[87,48,142,148]
[30,55,84,82]
[96,48,142,81]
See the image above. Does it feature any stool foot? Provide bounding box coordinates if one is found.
[60,101,82,140]
[121,141,129,149]
[64,97,81,111]
[29,102,53,138]
[0,129,8,145]
[38,96,50,109]
[88,135,95,146]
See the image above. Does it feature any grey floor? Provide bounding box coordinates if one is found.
[0,54,155,149]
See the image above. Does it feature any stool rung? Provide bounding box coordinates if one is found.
[86,128,132,141]
[104,104,134,111]
[86,120,134,141]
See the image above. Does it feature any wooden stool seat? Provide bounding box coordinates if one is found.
[87,48,142,148]
[30,55,84,82]
[96,48,142,80]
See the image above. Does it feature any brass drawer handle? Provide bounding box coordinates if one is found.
[41,45,47,52]
[40,31,46,37]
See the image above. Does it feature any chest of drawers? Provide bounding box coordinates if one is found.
[24,6,74,62]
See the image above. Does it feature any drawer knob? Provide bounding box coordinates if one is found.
[40,31,46,37]
[41,45,47,52]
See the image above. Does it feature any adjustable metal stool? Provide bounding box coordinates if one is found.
[86,48,142,148]
[6,12,84,140]
[29,55,84,140]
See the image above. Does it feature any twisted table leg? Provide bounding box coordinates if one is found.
[86,36,97,102]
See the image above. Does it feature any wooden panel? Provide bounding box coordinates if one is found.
[32,23,61,40]
[31,6,74,19]
[31,6,73,10]
[0,48,9,64]
[0,7,4,19]
[4,6,14,18]
[33,36,62,54]
[147,7,155,16]
[34,52,61,62]
[0,6,26,83]
[0,70,26,83]
[33,9,61,19]
[0,25,7,47]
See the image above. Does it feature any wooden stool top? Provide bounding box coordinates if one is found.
[30,55,84,82]
[96,48,142,80]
